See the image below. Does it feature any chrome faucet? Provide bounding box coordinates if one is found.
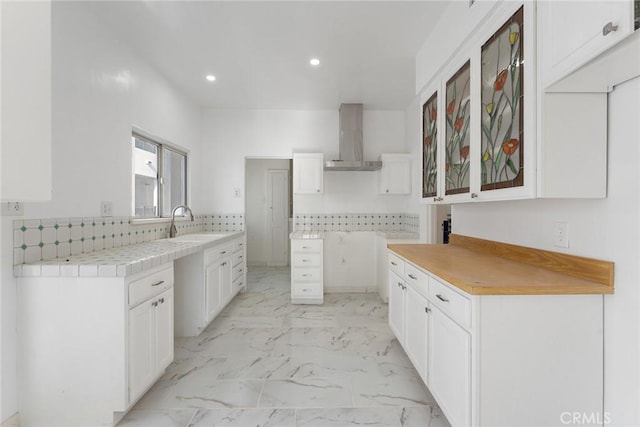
[169,205,194,238]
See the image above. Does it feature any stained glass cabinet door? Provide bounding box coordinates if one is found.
[422,91,438,199]
[480,6,524,191]
[444,60,471,196]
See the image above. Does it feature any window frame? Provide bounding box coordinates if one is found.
[131,129,189,220]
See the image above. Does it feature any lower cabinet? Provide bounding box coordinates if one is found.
[175,234,246,336]
[17,262,175,426]
[128,287,174,404]
[404,285,429,384]
[290,238,324,304]
[387,250,604,427]
[428,304,471,427]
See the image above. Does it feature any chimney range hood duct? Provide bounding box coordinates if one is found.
[324,104,382,171]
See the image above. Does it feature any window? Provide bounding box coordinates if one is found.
[132,133,187,218]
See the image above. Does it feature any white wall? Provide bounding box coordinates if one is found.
[0,3,203,422]
[245,159,290,266]
[202,109,408,214]
[453,77,640,426]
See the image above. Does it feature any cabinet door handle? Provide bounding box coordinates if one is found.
[436,294,449,303]
[425,307,431,314]
[151,280,165,287]
[408,274,417,280]
[397,282,403,288]
[152,301,158,307]
[471,193,478,199]
[316,189,320,193]
[221,261,227,266]
[385,189,389,193]
[159,298,165,304]
[390,261,397,266]
[602,21,619,36]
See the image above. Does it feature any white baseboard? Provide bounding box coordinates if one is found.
[324,285,377,294]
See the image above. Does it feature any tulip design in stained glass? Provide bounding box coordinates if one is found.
[445,61,471,195]
[480,6,524,190]
[422,92,438,198]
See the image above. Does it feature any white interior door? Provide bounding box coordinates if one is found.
[266,169,289,266]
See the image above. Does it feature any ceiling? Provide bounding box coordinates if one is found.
[82,1,448,111]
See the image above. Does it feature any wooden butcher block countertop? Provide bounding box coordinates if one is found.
[388,234,614,295]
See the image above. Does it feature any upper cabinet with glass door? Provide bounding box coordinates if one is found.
[422,3,535,204]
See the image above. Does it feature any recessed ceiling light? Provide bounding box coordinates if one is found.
[205,74,216,82]
[309,58,320,66]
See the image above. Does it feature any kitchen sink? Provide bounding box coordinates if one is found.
[168,233,229,243]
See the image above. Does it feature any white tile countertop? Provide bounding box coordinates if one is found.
[376,231,420,240]
[289,231,325,239]
[14,231,244,278]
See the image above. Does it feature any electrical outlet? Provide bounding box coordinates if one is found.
[554,221,569,248]
[233,188,241,198]
[101,201,113,217]
[1,202,24,216]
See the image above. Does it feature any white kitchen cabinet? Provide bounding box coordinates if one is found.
[128,287,173,404]
[404,284,428,383]
[17,263,174,426]
[293,153,324,194]
[422,2,537,205]
[174,233,246,336]
[379,154,411,194]
[539,0,635,88]
[290,238,323,304]
[428,304,471,427]
[388,270,406,342]
[0,0,52,201]
[387,250,605,427]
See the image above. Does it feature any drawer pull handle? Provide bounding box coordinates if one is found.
[390,261,397,266]
[151,280,165,287]
[408,274,417,280]
[302,274,310,277]
[602,21,619,36]
[302,259,310,263]
[302,246,310,249]
[436,294,449,303]
[221,251,227,255]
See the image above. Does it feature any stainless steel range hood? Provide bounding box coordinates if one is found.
[324,104,382,171]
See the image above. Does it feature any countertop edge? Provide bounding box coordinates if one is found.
[15,231,245,279]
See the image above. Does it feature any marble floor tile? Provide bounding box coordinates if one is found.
[135,378,264,410]
[118,266,450,427]
[351,376,437,407]
[189,408,295,427]
[258,377,353,408]
[116,409,196,427]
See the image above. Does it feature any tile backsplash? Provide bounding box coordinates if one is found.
[13,214,244,265]
[294,213,419,234]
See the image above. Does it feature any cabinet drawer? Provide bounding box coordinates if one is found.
[292,267,322,282]
[388,252,404,276]
[128,265,173,307]
[292,253,321,267]
[292,282,323,297]
[404,263,428,299]
[232,262,245,282]
[232,251,245,266]
[233,239,245,252]
[428,277,471,330]
[205,244,233,265]
[291,239,322,253]
[233,275,245,291]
